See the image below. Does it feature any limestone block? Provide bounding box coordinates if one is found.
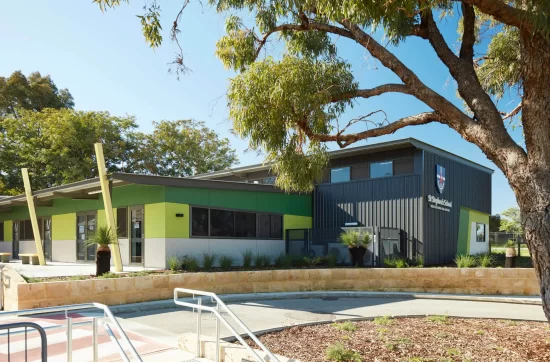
[134,276,153,290]
[114,278,136,293]
[18,283,45,301]
[93,279,115,295]
[152,275,170,289]
[69,280,93,297]
[45,281,71,300]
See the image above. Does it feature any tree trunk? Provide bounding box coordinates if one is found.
[514,31,550,321]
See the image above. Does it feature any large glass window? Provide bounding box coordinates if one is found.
[210,209,235,237]
[476,223,486,242]
[235,211,256,237]
[331,167,351,183]
[370,161,393,178]
[0,222,3,241]
[19,220,35,241]
[117,207,128,238]
[192,207,209,236]
[258,214,283,239]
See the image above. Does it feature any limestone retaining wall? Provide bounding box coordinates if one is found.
[3,268,539,311]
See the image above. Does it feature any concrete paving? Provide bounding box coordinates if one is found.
[1,260,158,277]
[114,295,547,344]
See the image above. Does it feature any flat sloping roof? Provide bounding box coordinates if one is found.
[189,137,494,180]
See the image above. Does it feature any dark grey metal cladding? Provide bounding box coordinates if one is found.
[422,151,492,265]
[313,175,422,259]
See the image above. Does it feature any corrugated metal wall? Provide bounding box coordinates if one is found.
[422,151,492,265]
[314,175,423,259]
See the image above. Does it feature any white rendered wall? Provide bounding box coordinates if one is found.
[144,238,166,269]
[0,242,12,254]
[469,223,490,255]
[111,238,130,266]
[52,240,77,263]
[18,240,37,255]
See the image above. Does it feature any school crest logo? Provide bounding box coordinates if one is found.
[436,165,446,194]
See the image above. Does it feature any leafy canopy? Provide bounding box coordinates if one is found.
[499,207,523,234]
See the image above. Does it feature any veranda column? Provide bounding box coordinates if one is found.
[21,168,46,265]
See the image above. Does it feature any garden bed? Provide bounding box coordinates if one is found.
[243,317,549,361]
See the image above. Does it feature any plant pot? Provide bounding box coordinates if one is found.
[505,247,517,258]
[96,246,111,277]
[349,247,367,267]
[505,247,516,268]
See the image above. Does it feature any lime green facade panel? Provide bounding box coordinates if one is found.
[52,213,76,240]
[457,207,490,255]
[283,214,313,240]
[3,220,12,242]
[144,203,166,238]
[165,203,190,238]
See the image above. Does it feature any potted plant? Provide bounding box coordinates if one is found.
[504,239,517,268]
[339,230,371,267]
[85,225,118,276]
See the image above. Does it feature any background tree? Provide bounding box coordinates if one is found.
[127,120,238,177]
[500,207,523,235]
[94,1,550,319]
[489,214,502,233]
[0,71,74,116]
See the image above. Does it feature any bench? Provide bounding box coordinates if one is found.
[19,254,39,265]
[0,253,10,263]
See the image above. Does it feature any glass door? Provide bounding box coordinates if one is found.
[130,206,144,264]
[42,218,52,261]
[76,212,97,261]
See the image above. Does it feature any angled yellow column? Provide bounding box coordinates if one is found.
[21,168,46,266]
[94,143,123,272]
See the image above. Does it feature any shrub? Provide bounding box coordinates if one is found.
[202,252,217,271]
[332,321,357,332]
[415,255,424,267]
[427,315,450,324]
[505,239,516,248]
[383,256,409,268]
[290,254,308,268]
[253,253,271,268]
[168,255,181,271]
[326,253,338,268]
[274,253,292,268]
[374,316,393,326]
[183,255,200,272]
[242,250,254,269]
[303,256,323,267]
[97,271,121,279]
[219,254,235,271]
[339,230,371,248]
[326,342,362,362]
[454,254,476,268]
[477,253,495,268]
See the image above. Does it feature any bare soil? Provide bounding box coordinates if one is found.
[244,317,550,361]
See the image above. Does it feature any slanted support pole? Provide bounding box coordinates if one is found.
[21,168,46,266]
[94,143,123,272]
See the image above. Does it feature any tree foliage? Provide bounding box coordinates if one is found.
[0,71,74,116]
[500,207,523,234]
[489,214,501,232]
[0,109,238,194]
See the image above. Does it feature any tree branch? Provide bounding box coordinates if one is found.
[460,3,476,61]
[330,84,411,102]
[255,22,354,60]
[501,102,522,121]
[300,112,442,147]
[459,0,532,32]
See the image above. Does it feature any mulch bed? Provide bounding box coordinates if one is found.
[243,317,550,361]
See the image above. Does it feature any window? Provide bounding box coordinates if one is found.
[210,209,235,237]
[258,214,283,239]
[0,222,3,242]
[192,207,209,236]
[262,176,276,185]
[19,220,35,240]
[117,207,128,238]
[331,167,350,183]
[476,223,486,242]
[370,161,393,178]
[235,212,256,237]
[191,207,282,239]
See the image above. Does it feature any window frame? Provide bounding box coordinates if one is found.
[330,166,351,183]
[0,221,4,242]
[190,206,283,240]
[116,207,129,238]
[369,160,394,179]
[476,223,486,243]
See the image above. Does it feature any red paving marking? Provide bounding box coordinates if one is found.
[0,314,174,361]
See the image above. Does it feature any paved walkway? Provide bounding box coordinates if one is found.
[1,261,158,278]
[115,294,546,343]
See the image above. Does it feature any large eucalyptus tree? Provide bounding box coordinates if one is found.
[94,0,550,320]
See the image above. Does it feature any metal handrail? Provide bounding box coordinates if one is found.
[174,288,280,362]
[0,303,142,362]
[0,322,48,362]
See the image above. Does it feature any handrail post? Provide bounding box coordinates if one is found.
[196,297,202,357]
[215,302,220,362]
[92,317,98,362]
[66,317,72,362]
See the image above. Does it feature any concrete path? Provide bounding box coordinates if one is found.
[115,294,547,344]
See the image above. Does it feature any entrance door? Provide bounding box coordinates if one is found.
[42,218,52,261]
[77,212,97,261]
[129,206,144,264]
[12,222,19,259]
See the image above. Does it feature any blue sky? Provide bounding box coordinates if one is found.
[0,1,522,214]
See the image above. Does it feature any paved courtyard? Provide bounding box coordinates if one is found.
[0,261,158,278]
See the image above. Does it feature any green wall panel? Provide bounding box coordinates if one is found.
[283,215,313,240]
[112,184,166,207]
[3,220,12,242]
[52,213,76,240]
[144,203,166,238]
[165,203,189,238]
[457,207,490,255]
